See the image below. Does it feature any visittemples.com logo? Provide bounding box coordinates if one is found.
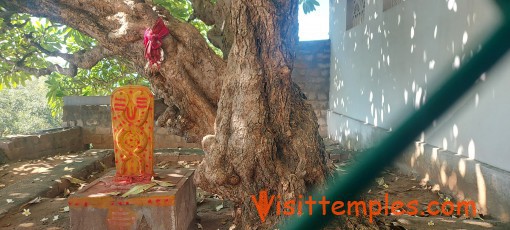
[251,190,477,223]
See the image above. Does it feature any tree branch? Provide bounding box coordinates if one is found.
[0,53,77,77]
[71,46,114,69]
[1,15,112,78]
[4,0,227,140]
[0,11,13,19]
[190,0,217,25]
[0,11,29,33]
[24,33,114,70]
[202,0,233,58]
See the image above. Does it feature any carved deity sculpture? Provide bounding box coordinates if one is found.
[111,86,154,183]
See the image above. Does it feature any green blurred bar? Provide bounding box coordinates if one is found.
[281,1,510,229]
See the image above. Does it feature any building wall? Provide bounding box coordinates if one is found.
[329,0,509,169]
[329,0,510,220]
[292,40,331,136]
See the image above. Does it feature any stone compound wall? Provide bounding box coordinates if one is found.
[62,96,200,149]
[292,40,330,136]
[0,127,82,162]
[0,41,329,162]
[61,41,331,143]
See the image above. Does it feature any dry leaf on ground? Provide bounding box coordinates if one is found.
[61,175,85,184]
[152,179,175,187]
[27,197,42,204]
[104,192,121,196]
[375,177,385,186]
[60,206,70,213]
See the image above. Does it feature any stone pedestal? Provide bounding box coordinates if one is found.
[69,168,196,230]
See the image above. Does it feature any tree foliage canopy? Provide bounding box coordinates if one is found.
[0,0,227,115]
[0,0,325,228]
[0,77,60,137]
[0,11,148,114]
[0,0,318,116]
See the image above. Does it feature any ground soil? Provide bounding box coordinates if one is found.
[0,145,508,229]
[0,152,106,189]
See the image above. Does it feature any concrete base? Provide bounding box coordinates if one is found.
[69,168,196,230]
[396,142,510,222]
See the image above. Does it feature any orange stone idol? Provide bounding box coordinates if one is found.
[111,85,154,183]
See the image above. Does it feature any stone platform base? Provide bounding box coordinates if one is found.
[69,168,196,230]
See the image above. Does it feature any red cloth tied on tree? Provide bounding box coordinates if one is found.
[144,18,170,68]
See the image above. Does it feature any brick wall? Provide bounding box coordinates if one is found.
[62,97,199,149]
[292,40,330,136]
[0,127,83,162]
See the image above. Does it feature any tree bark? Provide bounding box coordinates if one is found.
[194,0,328,228]
[3,0,329,228]
[3,0,224,141]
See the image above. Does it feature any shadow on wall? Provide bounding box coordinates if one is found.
[329,0,495,133]
[328,0,510,222]
[396,142,510,222]
[326,110,389,151]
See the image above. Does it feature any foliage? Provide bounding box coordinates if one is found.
[0,14,95,89]
[0,1,221,116]
[45,59,148,116]
[300,0,320,14]
[0,77,60,137]
[0,13,144,115]
[153,0,222,57]
[0,0,317,118]
[154,0,193,20]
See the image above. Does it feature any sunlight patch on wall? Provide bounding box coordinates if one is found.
[475,163,487,214]
[447,0,458,12]
[468,139,476,159]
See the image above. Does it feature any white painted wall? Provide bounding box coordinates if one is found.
[328,0,510,172]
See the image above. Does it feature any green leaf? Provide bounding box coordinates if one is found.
[302,0,320,14]
[0,14,146,121]
[0,77,61,137]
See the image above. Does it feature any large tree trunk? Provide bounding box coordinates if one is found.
[195,0,328,228]
[4,0,328,228]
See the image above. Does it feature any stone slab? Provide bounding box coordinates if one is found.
[154,148,204,163]
[0,127,83,161]
[69,168,196,230]
[0,149,114,219]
